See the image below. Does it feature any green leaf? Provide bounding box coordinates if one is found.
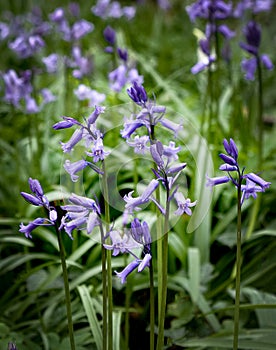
[188,247,200,303]
[174,328,276,349]
[113,310,122,350]
[78,285,102,350]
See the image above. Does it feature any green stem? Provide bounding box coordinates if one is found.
[233,179,242,350]
[124,258,131,350]
[102,161,113,349]
[246,56,263,239]
[149,259,155,350]
[55,224,76,350]
[100,223,108,350]
[256,55,263,168]
[156,192,170,350]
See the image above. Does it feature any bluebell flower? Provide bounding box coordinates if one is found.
[42,53,59,73]
[0,22,9,40]
[127,81,148,106]
[126,135,150,154]
[103,230,142,256]
[233,0,272,17]
[186,0,232,22]
[74,84,106,106]
[123,83,182,139]
[71,19,94,40]
[64,159,88,182]
[174,192,197,216]
[60,193,101,238]
[40,88,56,106]
[109,65,128,92]
[104,220,152,284]
[241,179,263,203]
[150,141,187,191]
[124,179,159,213]
[206,138,271,203]
[20,178,57,238]
[92,0,136,20]
[130,218,151,253]
[70,46,93,79]
[9,34,44,58]
[61,128,84,153]
[114,254,151,284]
[86,137,110,162]
[20,217,54,239]
[103,25,116,45]
[8,342,18,350]
[240,21,274,80]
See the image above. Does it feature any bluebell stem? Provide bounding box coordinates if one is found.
[207,138,271,350]
[20,178,76,350]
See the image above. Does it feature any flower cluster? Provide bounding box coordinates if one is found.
[186,0,235,73]
[60,194,101,239]
[92,0,136,20]
[240,21,274,80]
[121,82,181,140]
[53,106,109,181]
[19,178,57,239]
[104,219,152,283]
[207,138,271,204]
[103,26,143,92]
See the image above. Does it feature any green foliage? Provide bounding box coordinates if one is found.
[0,0,275,349]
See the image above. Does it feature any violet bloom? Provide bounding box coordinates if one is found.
[186,0,232,22]
[115,256,151,284]
[92,0,136,20]
[126,135,150,154]
[123,83,180,139]
[70,46,93,79]
[150,141,187,191]
[109,64,128,92]
[124,179,159,212]
[86,137,110,162]
[233,0,272,16]
[174,192,197,216]
[20,178,57,238]
[71,19,94,40]
[42,53,59,73]
[115,254,151,284]
[9,34,44,58]
[206,138,271,203]
[240,21,273,80]
[2,69,32,108]
[103,25,116,46]
[64,159,88,182]
[103,230,142,256]
[130,218,151,253]
[8,342,18,350]
[60,193,101,238]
